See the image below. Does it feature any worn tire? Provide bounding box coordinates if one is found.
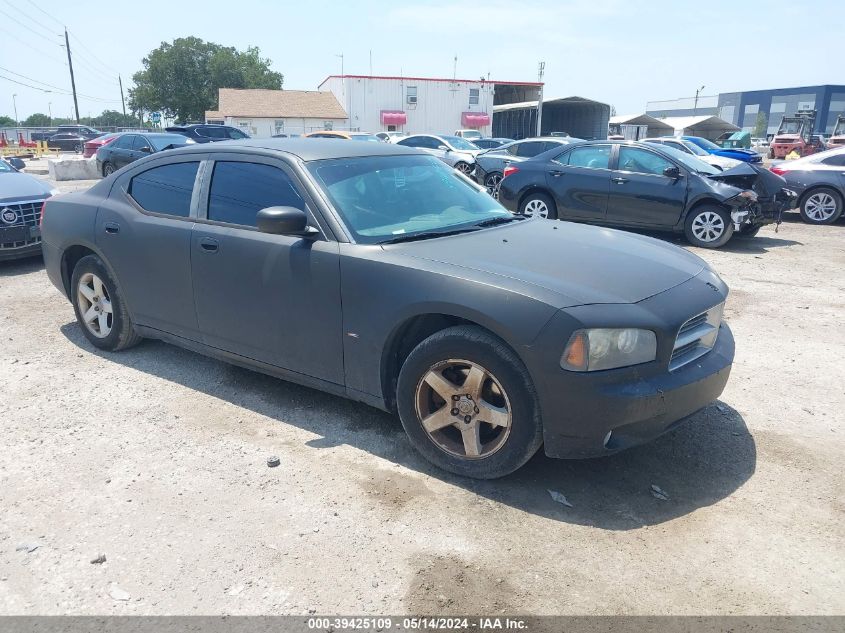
[737,224,762,238]
[798,187,843,225]
[396,325,543,479]
[70,254,142,351]
[519,192,557,219]
[684,204,735,248]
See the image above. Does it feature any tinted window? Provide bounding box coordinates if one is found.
[618,147,674,176]
[565,145,612,169]
[399,136,438,149]
[207,162,305,227]
[821,154,845,166]
[112,135,134,149]
[199,126,227,139]
[130,162,199,217]
[227,128,248,139]
[664,141,691,154]
[132,136,151,151]
[514,141,546,157]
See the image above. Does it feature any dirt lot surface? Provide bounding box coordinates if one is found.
[0,180,843,615]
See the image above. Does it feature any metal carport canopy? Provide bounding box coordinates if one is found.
[609,114,674,136]
[657,115,739,139]
[493,96,611,140]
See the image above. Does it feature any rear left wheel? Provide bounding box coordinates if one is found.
[71,255,141,351]
[484,172,503,199]
[396,325,543,479]
[102,162,115,177]
[519,192,556,219]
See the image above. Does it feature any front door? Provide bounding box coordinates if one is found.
[547,144,612,221]
[606,145,688,227]
[95,157,203,339]
[190,156,344,385]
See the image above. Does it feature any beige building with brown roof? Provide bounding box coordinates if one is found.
[205,88,348,137]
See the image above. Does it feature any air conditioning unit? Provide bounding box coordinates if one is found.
[407,96,417,104]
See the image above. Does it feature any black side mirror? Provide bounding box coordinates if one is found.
[438,145,450,151]
[256,206,318,237]
[663,165,681,179]
[8,157,26,171]
[139,146,152,153]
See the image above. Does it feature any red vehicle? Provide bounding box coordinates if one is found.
[769,109,824,159]
[828,115,845,149]
[83,132,121,158]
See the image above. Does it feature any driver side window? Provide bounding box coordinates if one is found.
[617,147,674,176]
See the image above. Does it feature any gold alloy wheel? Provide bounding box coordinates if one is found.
[414,359,512,459]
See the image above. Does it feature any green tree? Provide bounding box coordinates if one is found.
[89,110,141,128]
[128,37,283,122]
[23,113,52,127]
[0,115,16,126]
[753,111,768,138]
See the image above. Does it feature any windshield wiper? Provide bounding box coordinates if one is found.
[473,215,525,228]
[379,227,479,244]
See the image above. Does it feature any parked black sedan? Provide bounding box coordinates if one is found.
[41,139,734,478]
[96,132,195,176]
[498,140,787,248]
[770,147,845,224]
[474,137,582,197]
[165,124,249,143]
[47,132,88,153]
[472,138,514,150]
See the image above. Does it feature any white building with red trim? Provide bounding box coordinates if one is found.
[317,74,543,137]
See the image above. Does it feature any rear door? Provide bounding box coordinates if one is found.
[190,155,344,383]
[546,144,612,221]
[96,156,204,339]
[108,135,136,168]
[606,145,688,227]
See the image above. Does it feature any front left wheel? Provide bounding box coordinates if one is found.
[71,254,142,351]
[396,325,543,479]
[684,205,734,248]
[454,161,473,176]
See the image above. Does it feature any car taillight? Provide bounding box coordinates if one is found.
[503,166,520,178]
[770,166,788,176]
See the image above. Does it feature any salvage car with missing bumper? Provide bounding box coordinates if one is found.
[40,139,733,478]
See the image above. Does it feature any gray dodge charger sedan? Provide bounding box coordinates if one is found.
[41,139,734,479]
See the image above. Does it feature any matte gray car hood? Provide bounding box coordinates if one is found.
[0,172,53,202]
[390,219,706,307]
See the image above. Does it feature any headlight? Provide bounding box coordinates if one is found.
[561,328,657,372]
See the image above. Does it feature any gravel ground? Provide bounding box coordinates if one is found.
[0,181,843,615]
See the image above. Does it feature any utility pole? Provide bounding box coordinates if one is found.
[536,62,545,137]
[64,28,80,123]
[694,85,705,116]
[48,102,52,125]
[12,93,18,126]
[119,75,127,127]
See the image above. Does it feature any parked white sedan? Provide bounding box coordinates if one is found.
[644,137,741,171]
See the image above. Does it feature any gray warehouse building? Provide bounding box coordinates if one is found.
[646,85,845,137]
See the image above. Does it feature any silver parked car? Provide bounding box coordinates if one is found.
[393,134,481,176]
[474,137,583,197]
[0,158,59,261]
[643,137,741,171]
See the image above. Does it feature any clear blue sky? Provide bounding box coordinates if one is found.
[1,0,840,121]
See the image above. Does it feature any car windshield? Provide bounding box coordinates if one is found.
[680,140,709,156]
[658,145,720,175]
[146,134,192,151]
[691,137,721,151]
[441,136,479,151]
[350,134,382,142]
[308,154,510,244]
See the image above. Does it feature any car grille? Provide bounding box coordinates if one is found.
[669,303,724,371]
[0,200,45,249]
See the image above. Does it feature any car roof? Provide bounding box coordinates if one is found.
[163,137,425,161]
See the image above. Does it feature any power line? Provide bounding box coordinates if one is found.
[69,30,121,76]
[0,72,122,104]
[0,6,61,47]
[0,24,67,66]
[23,0,65,29]
[0,0,62,39]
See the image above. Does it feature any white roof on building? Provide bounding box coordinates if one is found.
[493,96,608,112]
[656,115,739,133]
[609,114,670,127]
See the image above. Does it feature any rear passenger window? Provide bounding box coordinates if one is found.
[129,162,199,217]
[207,162,305,227]
[515,141,545,157]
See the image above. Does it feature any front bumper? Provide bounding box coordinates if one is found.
[524,271,735,459]
[0,241,42,261]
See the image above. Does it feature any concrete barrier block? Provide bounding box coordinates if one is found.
[47,157,101,181]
